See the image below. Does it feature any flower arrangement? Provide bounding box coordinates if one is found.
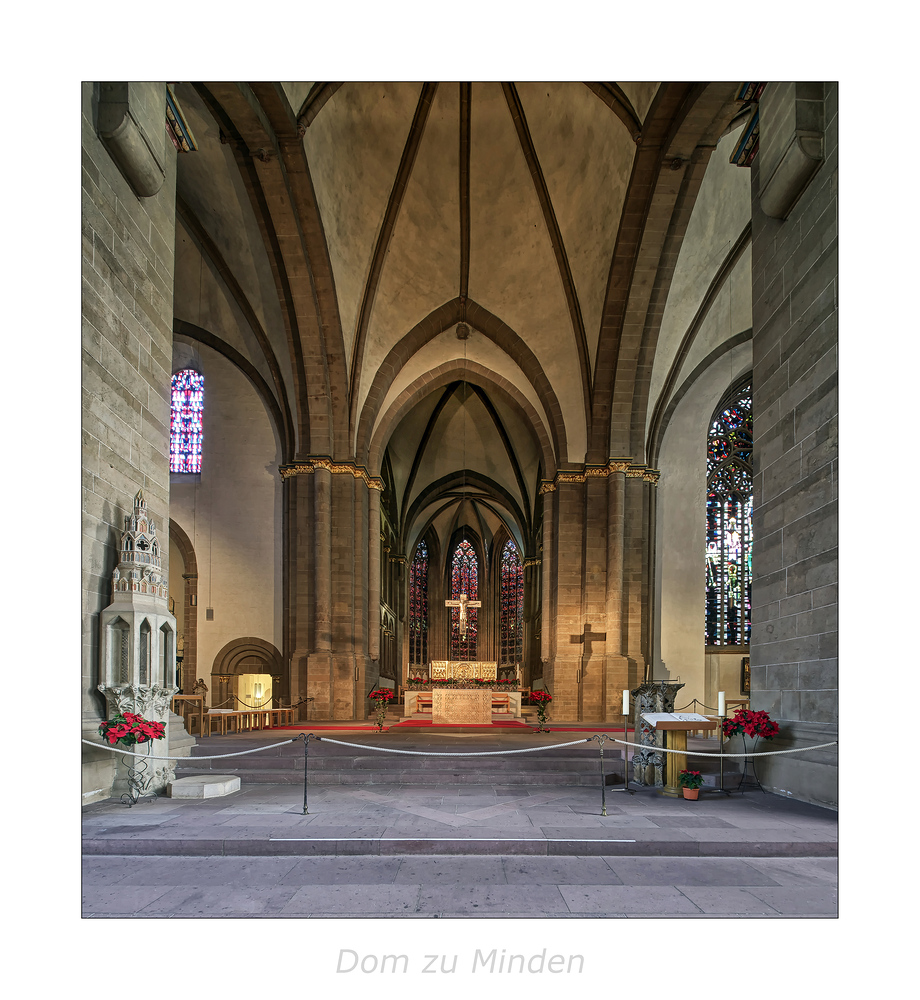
[369,688,395,731]
[530,690,552,731]
[678,769,704,789]
[722,708,780,740]
[98,712,166,747]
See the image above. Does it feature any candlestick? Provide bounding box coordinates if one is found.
[622,690,629,715]
[718,691,726,716]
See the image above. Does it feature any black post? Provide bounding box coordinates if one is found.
[297,735,311,814]
[594,735,608,816]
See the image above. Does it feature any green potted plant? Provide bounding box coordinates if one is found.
[678,769,704,800]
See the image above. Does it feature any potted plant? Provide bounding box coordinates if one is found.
[678,769,704,800]
[721,708,780,741]
[721,708,779,791]
[98,711,166,747]
[98,712,167,805]
[530,690,552,732]
[368,688,394,732]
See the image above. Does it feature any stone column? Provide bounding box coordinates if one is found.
[306,465,333,718]
[604,464,631,720]
[368,487,381,663]
[550,479,584,721]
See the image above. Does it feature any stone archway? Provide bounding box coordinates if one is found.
[211,637,285,710]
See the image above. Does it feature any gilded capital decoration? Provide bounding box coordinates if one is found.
[279,458,384,492]
[538,459,658,494]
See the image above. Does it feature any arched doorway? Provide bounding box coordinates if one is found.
[211,637,285,710]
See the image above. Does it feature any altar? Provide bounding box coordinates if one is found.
[404,688,523,721]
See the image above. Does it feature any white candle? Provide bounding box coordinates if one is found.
[718,691,726,716]
[622,690,630,715]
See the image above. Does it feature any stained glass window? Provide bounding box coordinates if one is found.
[499,539,523,665]
[449,539,479,660]
[705,382,753,646]
[408,541,429,665]
[170,369,204,473]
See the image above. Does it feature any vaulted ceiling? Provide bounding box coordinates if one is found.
[172,81,746,559]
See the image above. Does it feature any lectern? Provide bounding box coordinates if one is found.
[641,713,718,797]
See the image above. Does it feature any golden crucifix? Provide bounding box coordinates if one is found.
[445,591,481,637]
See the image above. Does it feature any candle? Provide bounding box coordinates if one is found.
[718,691,726,716]
[622,690,630,715]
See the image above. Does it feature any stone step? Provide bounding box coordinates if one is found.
[168,774,241,798]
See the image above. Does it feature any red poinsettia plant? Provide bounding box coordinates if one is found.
[530,690,552,730]
[98,712,166,747]
[722,708,780,740]
[679,769,704,789]
[369,688,394,732]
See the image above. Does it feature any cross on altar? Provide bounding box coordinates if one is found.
[445,591,481,636]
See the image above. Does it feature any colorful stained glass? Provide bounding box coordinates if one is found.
[170,369,204,473]
[449,539,479,660]
[408,541,429,665]
[705,383,753,645]
[499,539,523,665]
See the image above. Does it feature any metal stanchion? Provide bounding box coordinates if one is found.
[297,734,317,814]
[593,735,609,816]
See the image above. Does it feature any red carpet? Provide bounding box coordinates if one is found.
[391,719,531,729]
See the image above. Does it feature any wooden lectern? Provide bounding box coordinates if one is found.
[641,713,718,797]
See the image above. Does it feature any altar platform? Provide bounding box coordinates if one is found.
[83,726,837,861]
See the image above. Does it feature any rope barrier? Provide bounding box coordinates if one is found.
[314,736,593,757]
[83,734,837,761]
[81,737,299,761]
[608,737,838,757]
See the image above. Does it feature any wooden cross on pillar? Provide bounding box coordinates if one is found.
[445,591,482,636]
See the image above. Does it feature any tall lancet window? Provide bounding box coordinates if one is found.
[449,539,479,661]
[408,541,429,665]
[499,539,523,665]
[705,381,753,646]
[170,369,204,473]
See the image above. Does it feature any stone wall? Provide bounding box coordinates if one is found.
[82,83,177,803]
[168,344,283,689]
[750,83,838,808]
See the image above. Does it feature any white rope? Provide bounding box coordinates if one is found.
[81,738,299,761]
[82,734,837,762]
[316,736,593,756]
[611,737,838,757]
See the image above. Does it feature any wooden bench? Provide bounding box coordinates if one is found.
[415,694,433,714]
[491,694,511,714]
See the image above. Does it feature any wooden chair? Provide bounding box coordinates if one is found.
[491,694,511,714]
[416,694,433,714]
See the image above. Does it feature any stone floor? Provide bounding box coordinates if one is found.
[82,725,837,919]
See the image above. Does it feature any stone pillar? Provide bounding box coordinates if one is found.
[306,465,333,718]
[368,487,381,662]
[604,464,631,720]
[550,479,584,721]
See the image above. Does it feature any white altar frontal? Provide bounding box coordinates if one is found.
[404,688,523,722]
